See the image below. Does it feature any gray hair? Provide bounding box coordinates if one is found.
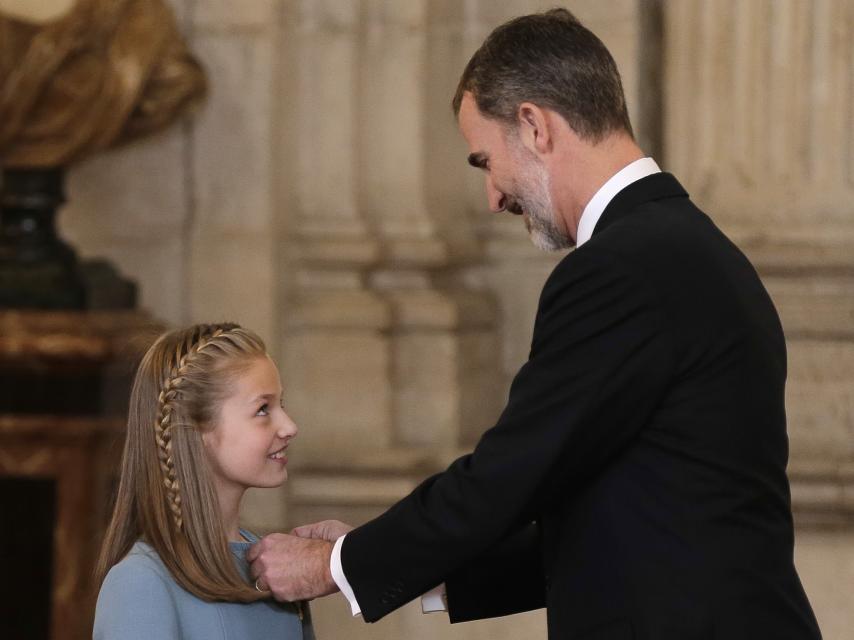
[453,8,633,142]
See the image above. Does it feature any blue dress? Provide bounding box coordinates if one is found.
[93,531,314,640]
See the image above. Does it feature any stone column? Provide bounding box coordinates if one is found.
[188,3,278,338]
[275,0,392,470]
[359,0,503,455]
[360,0,446,264]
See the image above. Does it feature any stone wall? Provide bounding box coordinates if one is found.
[53,1,854,638]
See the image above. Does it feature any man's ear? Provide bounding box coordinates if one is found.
[516,102,552,155]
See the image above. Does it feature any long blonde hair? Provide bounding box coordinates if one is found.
[96,323,270,602]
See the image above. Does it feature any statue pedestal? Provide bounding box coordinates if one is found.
[0,310,162,640]
[0,168,87,309]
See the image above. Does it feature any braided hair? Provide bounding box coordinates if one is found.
[154,326,232,530]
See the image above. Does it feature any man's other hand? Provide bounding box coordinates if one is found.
[247,533,338,602]
[292,519,354,542]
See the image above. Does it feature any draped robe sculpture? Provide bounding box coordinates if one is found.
[0,0,206,308]
[0,0,206,167]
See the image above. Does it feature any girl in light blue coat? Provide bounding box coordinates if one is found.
[94,323,314,639]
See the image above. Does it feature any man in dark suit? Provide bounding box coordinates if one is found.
[248,9,822,639]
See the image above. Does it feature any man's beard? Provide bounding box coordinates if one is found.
[506,149,574,252]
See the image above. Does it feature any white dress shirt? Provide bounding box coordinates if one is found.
[330,156,662,617]
[575,157,661,248]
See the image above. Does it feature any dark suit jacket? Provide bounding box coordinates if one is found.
[341,173,822,640]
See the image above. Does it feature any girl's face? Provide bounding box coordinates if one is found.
[203,355,297,494]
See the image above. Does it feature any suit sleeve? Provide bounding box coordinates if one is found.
[445,521,545,623]
[342,248,676,622]
[93,557,181,640]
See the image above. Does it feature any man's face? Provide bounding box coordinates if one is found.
[458,93,572,251]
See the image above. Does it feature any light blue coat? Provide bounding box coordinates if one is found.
[93,532,314,640]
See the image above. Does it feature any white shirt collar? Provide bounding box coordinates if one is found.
[575,157,661,248]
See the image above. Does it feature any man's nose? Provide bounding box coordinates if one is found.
[485,177,506,213]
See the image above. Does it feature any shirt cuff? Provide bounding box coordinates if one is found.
[331,534,449,617]
[331,535,362,617]
[421,583,448,613]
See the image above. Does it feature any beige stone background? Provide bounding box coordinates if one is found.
[55,0,853,638]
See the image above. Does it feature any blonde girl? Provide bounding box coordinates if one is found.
[93,323,313,639]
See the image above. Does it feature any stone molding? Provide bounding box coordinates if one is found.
[790,461,854,528]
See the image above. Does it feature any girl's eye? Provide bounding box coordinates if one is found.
[256,403,269,417]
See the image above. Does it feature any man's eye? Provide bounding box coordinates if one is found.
[256,403,269,417]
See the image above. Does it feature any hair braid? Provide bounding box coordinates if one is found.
[154,326,229,530]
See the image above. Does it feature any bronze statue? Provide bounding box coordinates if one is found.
[0,0,207,308]
[0,0,207,167]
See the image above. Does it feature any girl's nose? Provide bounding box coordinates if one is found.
[278,410,298,439]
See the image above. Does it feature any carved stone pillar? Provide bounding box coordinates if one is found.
[356,0,503,456]
[276,0,390,473]
[188,0,277,338]
[360,0,447,265]
[282,0,504,522]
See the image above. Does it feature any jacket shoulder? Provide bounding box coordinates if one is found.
[94,544,182,639]
[99,543,176,601]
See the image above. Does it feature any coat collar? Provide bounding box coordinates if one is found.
[591,172,689,238]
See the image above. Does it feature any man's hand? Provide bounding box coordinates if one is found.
[247,533,339,602]
[292,519,354,542]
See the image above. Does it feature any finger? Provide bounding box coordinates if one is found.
[298,522,328,535]
[292,524,316,538]
[249,559,261,580]
[246,540,263,562]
